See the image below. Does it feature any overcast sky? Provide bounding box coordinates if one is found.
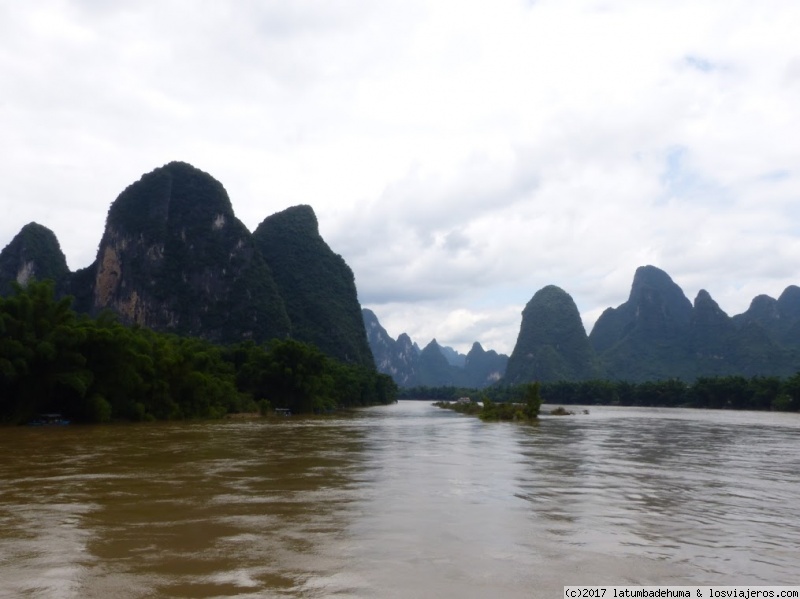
[2,0,799,355]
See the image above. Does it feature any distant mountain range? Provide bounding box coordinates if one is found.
[362,309,508,388]
[365,264,800,387]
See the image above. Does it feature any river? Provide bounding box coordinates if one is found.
[1,401,799,598]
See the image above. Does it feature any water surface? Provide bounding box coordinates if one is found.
[1,402,799,597]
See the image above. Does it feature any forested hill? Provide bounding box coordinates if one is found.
[0,162,374,369]
[506,266,800,383]
[0,222,69,296]
[254,205,373,368]
[504,285,600,384]
[0,281,396,424]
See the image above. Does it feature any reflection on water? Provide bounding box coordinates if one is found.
[1,403,799,597]
[518,407,800,587]
[0,421,370,598]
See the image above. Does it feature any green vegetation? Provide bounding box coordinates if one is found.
[0,281,396,424]
[100,161,292,343]
[253,205,374,368]
[434,382,542,422]
[0,165,379,376]
[0,223,70,296]
[504,285,600,384]
[399,383,553,404]
[408,375,800,413]
[537,377,800,410]
[398,385,477,400]
[497,266,800,386]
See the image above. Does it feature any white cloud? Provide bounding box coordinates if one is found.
[2,0,800,355]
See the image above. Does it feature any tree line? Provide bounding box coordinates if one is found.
[399,375,800,412]
[434,382,543,422]
[0,281,397,424]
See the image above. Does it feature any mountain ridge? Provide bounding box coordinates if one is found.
[367,265,800,386]
[361,309,509,388]
[509,265,800,383]
[0,162,374,368]
[4,167,800,384]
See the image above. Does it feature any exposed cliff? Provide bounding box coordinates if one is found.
[362,308,420,385]
[0,223,70,295]
[89,161,291,343]
[0,162,380,369]
[363,308,395,371]
[394,333,423,385]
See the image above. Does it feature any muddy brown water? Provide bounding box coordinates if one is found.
[1,401,799,597]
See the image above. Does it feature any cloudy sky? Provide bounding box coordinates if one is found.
[2,0,799,354]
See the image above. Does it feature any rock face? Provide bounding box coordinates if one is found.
[0,223,70,295]
[505,285,599,383]
[362,308,396,371]
[362,310,420,385]
[393,333,422,385]
[89,162,290,343]
[361,309,424,386]
[0,162,375,368]
[253,205,373,367]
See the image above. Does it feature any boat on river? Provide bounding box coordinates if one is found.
[28,413,71,426]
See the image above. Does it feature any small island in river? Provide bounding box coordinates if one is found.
[434,382,542,422]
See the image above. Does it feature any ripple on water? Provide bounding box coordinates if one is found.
[1,403,800,597]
